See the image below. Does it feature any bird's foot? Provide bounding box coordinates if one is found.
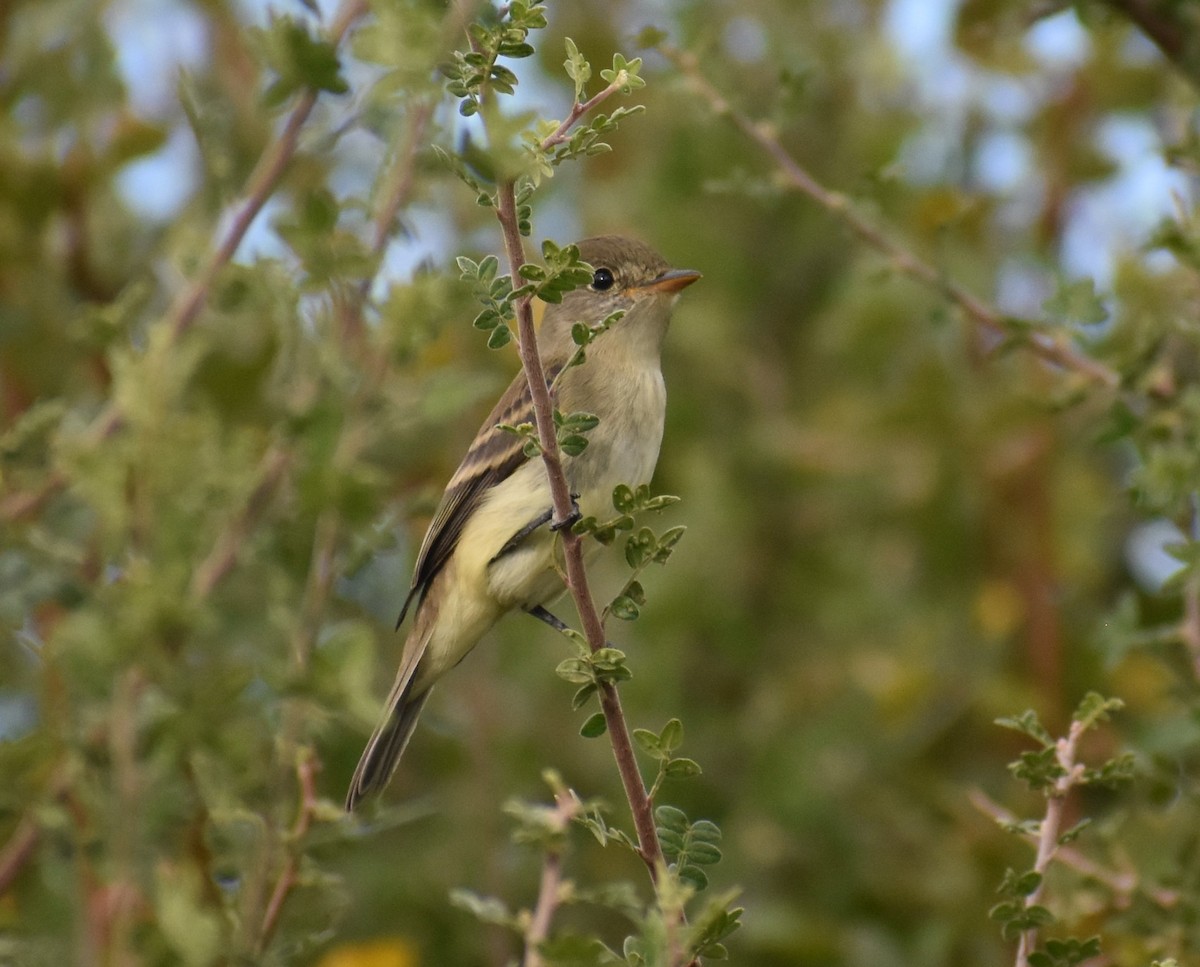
[551,493,582,532]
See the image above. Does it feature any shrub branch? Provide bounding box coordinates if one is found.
[658,42,1121,392]
[494,185,665,881]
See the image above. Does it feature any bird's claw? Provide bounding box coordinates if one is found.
[551,493,582,532]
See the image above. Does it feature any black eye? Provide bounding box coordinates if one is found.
[591,267,615,291]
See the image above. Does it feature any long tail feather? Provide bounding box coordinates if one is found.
[346,616,436,811]
[345,686,431,810]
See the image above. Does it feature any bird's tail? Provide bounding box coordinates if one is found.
[345,621,435,811]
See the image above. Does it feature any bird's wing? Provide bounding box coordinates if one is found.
[396,364,561,627]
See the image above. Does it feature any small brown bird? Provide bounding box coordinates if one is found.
[346,235,699,809]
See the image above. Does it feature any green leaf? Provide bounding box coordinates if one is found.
[686,841,722,865]
[633,728,665,759]
[664,757,702,780]
[612,484,636,512]
[449,889,515,928]
[556,657,593,685]
[678,864,709,890]
[1058,817,1092,845]
[1072,691,1123,730]
[659,718,683,752]
[487,324,512,349]
[600,53,646,94]
[995,709,1053,746]
[559,434,589,456]
[609,594,640,620]
[1042,276,1109,327]
[472,307,500,330]
[580,711,607,738]
[655,805,688,833]
[563,37,591,101]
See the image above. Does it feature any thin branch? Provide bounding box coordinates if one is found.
[1101,0,1200,89]
[370,101,436,258]
[0,814,41,896]
[0,0,369,526]
[539,79,629,151]
[659,43,1122,392]
[1016,721,1086,967]
[189,445,293,602]
[257,751,319,954]
[495,188,664,881]
[522,791,580,967]
[969,789,1180,910]
[166,0,369,341]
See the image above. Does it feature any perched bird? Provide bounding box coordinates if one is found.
[346,235,699,809]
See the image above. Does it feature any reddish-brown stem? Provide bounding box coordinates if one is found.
[969,789,1180,910]
[660,44,1122,392]
[0,0,368,526]
[1101,0,1200,88]
[189,446,292,602]
[521,791,579,967]
[539,79,628,151]
[166,0,369,341]
[0,814,41,896]
[494,182,665,882]
[257,752,319,954]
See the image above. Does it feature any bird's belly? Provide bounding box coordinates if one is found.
[570,369,666,519]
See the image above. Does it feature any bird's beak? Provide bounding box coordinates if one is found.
[637,268,702,295]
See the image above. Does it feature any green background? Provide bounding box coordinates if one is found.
[2,0,1199,964]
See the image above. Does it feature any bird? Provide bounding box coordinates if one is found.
[346,235,699,809]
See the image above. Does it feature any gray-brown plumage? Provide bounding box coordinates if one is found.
[346,236,699,809]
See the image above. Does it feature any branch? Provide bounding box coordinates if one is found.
[492,86,666,885]
[1016,721,1086,967]
[495,186,663,881]
[659,43,1122,392]
[521,790,580,967]
[166,0,369,341]
[0,814,41,896]
[256,751,319,955]
[968,789,1180,910]
[1100,0,1200,89]
[189,445,292,602]
[1,0,369,526]
[539,78,629,151]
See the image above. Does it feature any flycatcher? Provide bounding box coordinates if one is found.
[346,235,699,809]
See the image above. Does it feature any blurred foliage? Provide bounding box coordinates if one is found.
[4,0,1200,964]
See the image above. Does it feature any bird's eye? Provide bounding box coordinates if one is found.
[591,267,615,291]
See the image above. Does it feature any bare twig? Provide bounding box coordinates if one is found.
[189,446,293,601]
[369,101,436,258]
[1101,0,1200,89]
[0,814,41,896]
[0,0,369,526]
[969,789,1180,910]
[1007,720,1086,967]
[522,790,581,967]
[659,43,1122,392]
[539,79,630,151]
[257,752,319,954]
[166,0,369,341]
